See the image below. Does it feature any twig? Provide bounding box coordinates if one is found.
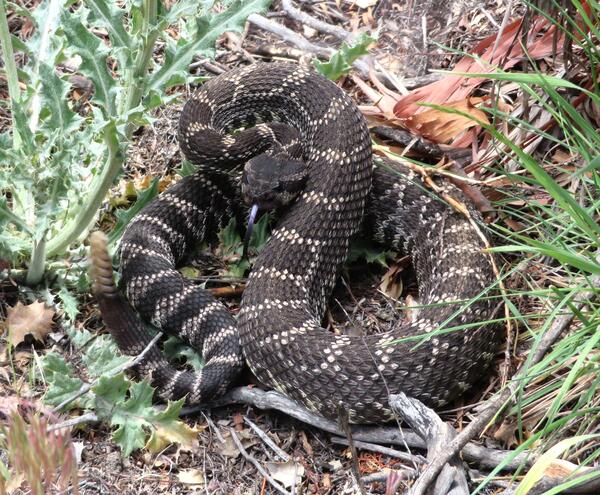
[229,427,291,495]
[490,0,515,61]
[183,387,532,470]
[51,331,164,413]
[47,412,99,432]
[280,0,355,43]
[208,285,245,298]
[244,416,291,461]
[247,14,374,80]
[409,262,600,494]
[248,13,334,59]
[362,469,414,486]
[331,437,423,466]
[338,406,367,495]
[202,412,226,444]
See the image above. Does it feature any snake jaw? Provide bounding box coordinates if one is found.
[243,203,260,260]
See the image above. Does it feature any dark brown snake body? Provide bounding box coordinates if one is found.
[91,63,501,423]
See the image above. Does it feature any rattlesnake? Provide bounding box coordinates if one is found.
[91,62,501,423]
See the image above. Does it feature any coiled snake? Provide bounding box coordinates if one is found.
[91,63,501,423]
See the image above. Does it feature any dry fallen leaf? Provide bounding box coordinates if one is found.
[266,460,305,489]
[379,264,404,300]
[145,422,202,453]
[399,97,490,144]
[218,429,256,458]
[177,468,205,485]
[6,301,55,346]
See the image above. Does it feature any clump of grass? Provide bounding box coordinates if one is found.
[468,0,600,491]
[0,411,79,495]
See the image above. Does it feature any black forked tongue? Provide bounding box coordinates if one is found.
[242,204,259,260]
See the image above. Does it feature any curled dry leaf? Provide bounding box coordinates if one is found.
[399,97,490,144]
[5,301,55,347]
[380,264,404,300]
[266,460,305,488]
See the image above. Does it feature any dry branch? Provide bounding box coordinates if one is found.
[390,393,469,495]
[183,387,532,471]
[229,427,291,495]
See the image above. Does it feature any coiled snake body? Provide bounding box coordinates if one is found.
[91,63,501,423]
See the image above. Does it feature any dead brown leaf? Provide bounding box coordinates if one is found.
[394,16,566,122]
[398,97,489,144]
[218,429,256,458]
[6,301,54,347]
[300,430,313,457]
[266,460,305,489]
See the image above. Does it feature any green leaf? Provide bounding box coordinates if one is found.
[176,160,198,177]
[42,351,74,376]
[26,0,65,70]
[41,352,84,408]
[314,33,376,80]
[159,0,202,25]
[10,100,35,155]
[86,0,131,54]
[82,334,131,377]
[491,244,600,275]
[92,373,153,456]
[148,0,272,92]
[219,217,241,254]
[94,378,189,456]
[44,373,85,407]
[347,239,393,268]
[248,212,271,253]
[163,336,204,371]
[163,336,204,369]
[576,155,600,176]
[93,373,130,412]
[108,178,160,245]
[228,258,250,278]
[38,63,82,133]
[57,286,79,321]
[60,8,117,116]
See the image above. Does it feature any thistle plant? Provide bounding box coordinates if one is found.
[0,0,271,286]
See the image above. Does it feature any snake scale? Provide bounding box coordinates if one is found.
[91,63,501,423]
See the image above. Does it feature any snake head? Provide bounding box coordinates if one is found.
[241,153,308,210]
[241,153,308,259]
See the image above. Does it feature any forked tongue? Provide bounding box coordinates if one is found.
[242,203,259,259]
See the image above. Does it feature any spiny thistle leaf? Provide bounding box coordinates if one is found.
[26,0,65,69]
[85,0,131,57]
[41,353,85,408]
[93,377,190,456]
[148,0,272,92]
[60,8,117,116]
[314,33,376,80]
[57,287,79,322]
[81,334,130,378]
[38,63,82,134]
